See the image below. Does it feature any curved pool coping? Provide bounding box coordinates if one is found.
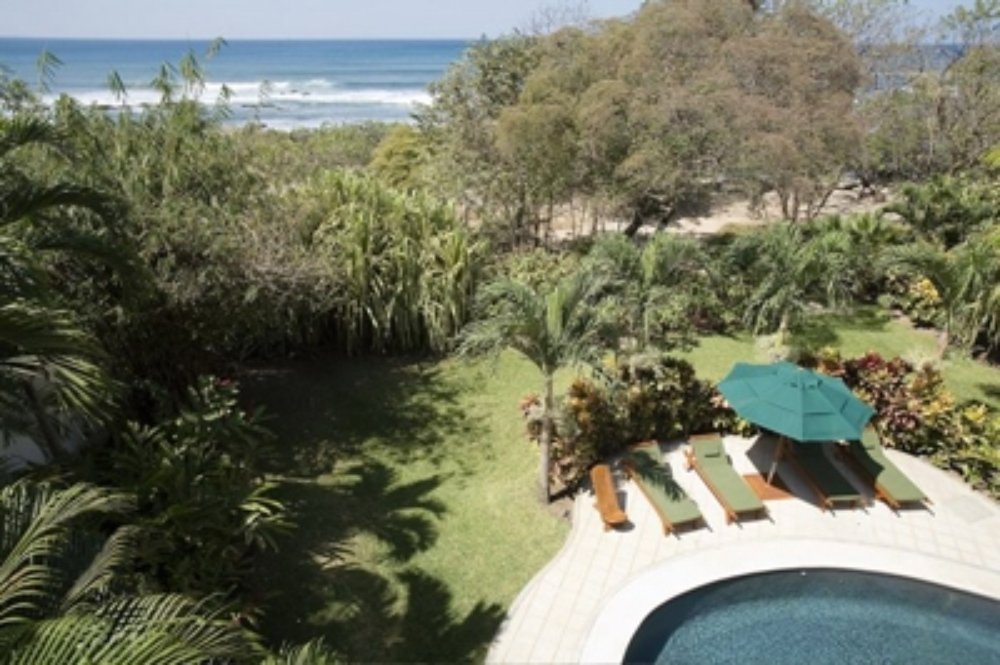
[487,438,1000,664]
[579,537,1000,663]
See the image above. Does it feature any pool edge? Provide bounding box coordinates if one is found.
[578,537,1000,664]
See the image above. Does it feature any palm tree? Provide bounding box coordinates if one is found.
[739,223,851,344]
[460,272,609,503]
[0,479,259,662]
[885,177,997,250]
[587,234,711,351]
[885,231,1000,358]
[0,114,137,457]
[0,300,112,460]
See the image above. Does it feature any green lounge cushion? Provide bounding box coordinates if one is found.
[692,437,764,514]
[793,443,862,502]
[860,429,881,450]
[694,437,724,459]
[849,438,927,504]
[701,459,764,513]
[626,445,702,525]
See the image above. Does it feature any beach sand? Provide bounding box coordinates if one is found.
[545,188,893,241]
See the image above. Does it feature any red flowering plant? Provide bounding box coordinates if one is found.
[519,354,731,492]
[816,349,998,498]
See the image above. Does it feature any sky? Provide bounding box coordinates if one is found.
[0,0,970,40]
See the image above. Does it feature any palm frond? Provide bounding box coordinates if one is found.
[0,301,116,433]
[9,595,259,665]
[84,594,260,662]
[59,526,138,612]
[263,638,342,665]
[0,117,60,160]
[0,182,119,228]
[0,482,132,629]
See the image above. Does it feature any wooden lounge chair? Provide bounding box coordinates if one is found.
[839,428,931,511]
[622,442,704,535]
[785,442,865,512]
[589,463,628,530]
[685,434,767,524]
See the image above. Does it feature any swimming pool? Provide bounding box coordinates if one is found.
[625,569,1000,664]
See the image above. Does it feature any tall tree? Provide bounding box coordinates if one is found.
[460,272,609,503]
[425,0,864,234]
[727,1,863,220]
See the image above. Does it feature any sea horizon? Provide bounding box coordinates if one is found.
[0,36,480,42]
[0,37,471,129]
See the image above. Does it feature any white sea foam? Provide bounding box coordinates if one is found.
[44,79,431,110]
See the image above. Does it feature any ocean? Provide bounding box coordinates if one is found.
[0,38,470,129]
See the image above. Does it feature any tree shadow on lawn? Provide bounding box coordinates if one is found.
[240,352,483,477]
[252,459,504,662]
[977,383,1000,402]
[790,307,892,352]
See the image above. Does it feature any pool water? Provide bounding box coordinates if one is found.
[624,569,1000,664]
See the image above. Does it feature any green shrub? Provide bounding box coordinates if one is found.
[817,349,999,499]
[886,274,944,327]
[92,376,290,597]
[524,354,726,490]
[303,171,482,354]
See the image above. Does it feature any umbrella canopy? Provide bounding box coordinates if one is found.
[718,361,874,442]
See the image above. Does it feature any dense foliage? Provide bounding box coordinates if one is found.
[0,479,261,662]
[816,350,1000,498]
[1,0,999,659]
[88,377,289,598]
[521,354,726,490]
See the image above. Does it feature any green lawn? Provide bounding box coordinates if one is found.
[240,352,569,662]
[240,309,999,661]
[679,309,1000,409]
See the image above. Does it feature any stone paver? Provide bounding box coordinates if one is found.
[487,436,1000,664]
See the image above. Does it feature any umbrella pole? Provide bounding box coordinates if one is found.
[767,437,784,485]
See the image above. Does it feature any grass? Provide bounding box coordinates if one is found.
[240,351,569,663]
[679,308,1000,409]
[238,308,999,661]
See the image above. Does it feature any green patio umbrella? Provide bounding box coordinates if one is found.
[718,361,875,481]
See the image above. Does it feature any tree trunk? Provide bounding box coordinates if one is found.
[623,208,645,238]
[778,310,791,348]
[538,374,554,504]
[937,328,950,360]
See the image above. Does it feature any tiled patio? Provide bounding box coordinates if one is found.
[487,435,1000,664]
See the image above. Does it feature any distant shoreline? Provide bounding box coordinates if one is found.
[0,38,461,128]
[0,36,477,43]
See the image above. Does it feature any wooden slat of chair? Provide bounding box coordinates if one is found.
[590,463,628,530]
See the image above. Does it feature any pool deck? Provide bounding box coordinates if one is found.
[486,435,1000,664]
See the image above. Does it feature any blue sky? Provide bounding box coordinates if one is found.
[0,0,969,39]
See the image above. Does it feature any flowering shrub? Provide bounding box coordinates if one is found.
[904,277,942,326]
[521,354,730,490]
[816,349,999,498]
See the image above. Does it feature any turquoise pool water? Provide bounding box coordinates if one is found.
[624,569,1000,664]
